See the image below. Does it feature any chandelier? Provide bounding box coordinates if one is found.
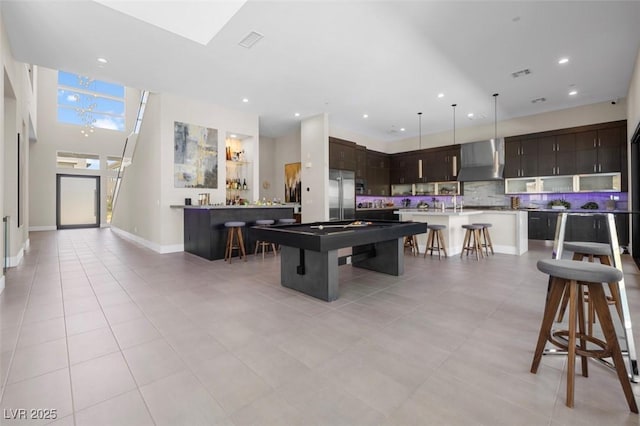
[76,76,97,137]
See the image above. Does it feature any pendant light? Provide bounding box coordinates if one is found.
[492,93,500,177]
[417,112,423,179]
[451,104,457,177]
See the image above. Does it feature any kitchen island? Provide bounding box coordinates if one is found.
[396,209,528,256]
[175,205,296,260]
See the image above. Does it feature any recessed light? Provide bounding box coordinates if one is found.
[363,114,368,119]
[569,90,578,96]
[437,93,444,98]
[294,113,300,117]
[242,98,249,103]
[230,134,237,138]
[97,57,108,64]
[467,113,474,118]
[400,128,406,132]
[558,58,569,64]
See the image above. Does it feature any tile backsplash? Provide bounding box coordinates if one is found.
[356,180,628,210]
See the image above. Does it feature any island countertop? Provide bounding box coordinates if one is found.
[171,204,299,210]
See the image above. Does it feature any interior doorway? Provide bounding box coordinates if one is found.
[56,174,100,229]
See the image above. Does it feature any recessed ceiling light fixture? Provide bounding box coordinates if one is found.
[242,98,249,103]
[230,134,237,138]
[294,113,300,117]
[558,58,569,64]
[362,114,368,119]
[437,93,445,98]
[400,128,405,132]
[467,113,474,119]
[97,57,108,64]
[569,90,578,96]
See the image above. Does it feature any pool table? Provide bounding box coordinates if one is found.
[250,220,427,301]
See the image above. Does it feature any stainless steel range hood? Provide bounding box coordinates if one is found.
[456,138,504,182]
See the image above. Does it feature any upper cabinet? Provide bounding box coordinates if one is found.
[355,145,367,179]
[504,120,626,181]
[365,149,390,195]
[504,138,538,177]
[390,152,418,184]
[328,137,356,170]
[425,146,460,182]
[575,126,624,174]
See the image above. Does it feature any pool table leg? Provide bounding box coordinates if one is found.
[352,238,403,276]
[280,246,339,302]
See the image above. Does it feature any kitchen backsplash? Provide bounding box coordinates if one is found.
[357,180,628,210]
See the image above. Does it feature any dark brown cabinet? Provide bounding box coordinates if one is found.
[355,145,367,179]
[425,146,460,182]
[504,138,538,177]
[575,126,624,174]
[390,152,418,184]
[365,150,390,195]
[329,137,356,171]
[536,134,576,176]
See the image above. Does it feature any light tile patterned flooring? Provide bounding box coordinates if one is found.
[1,229,640,425]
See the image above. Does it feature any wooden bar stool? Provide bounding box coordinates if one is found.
[531,259,637,413]
[556,242,622,335]
[461,224,484,260]
[472,223,494,255]
[224,221,247,263]
[254,219,277,259]
[404,235,420,256]
[424,224,447,259]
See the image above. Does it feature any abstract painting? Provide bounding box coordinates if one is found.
[284,162,301,203]
[174,121,218,188]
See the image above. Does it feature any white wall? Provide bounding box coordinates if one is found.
[258,135,277,200]
[30,67,140,230]
[386,100,628,154]
[1,9,36,291]
[112,92,259,252]
[629,49,640,135]
[301,113,329,222]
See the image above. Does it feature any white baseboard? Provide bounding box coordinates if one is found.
[29,226,56,231]
[110,226,184,254]
[7,247,24,267]
[0,275,5,295]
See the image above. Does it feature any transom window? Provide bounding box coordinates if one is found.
[57,71,125,134]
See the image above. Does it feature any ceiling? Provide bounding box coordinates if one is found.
[3,1,640,144]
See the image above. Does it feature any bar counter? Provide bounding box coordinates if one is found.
[176,205,295,260]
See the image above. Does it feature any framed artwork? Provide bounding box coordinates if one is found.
[174,121,218,188]
[284,162,301,203]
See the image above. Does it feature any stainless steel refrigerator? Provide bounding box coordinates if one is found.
[329,169,355,221]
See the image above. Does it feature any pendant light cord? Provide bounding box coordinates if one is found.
[418,112,422,149]
[452,104,457,144]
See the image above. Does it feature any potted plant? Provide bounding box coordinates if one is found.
[547,199,571,210]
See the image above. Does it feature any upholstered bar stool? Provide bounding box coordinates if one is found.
[254,219,277,259]
[278,218,297,225]
[460,224,484,260]
[556,242,622,334]
[224,221,247,263]
[404,235,420,256]
[424,224,447,259]
[472,223,494,256]
[531,259,637,413]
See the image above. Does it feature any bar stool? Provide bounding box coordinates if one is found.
[278,218,297,225]
[556,242,622,334]
[473,223,494,256]
[404,235,420,256]
[531,259,637,413]
[460,224,484,260]
[254,219,277,259]
[424,224,447,259]
[224,221,246,263]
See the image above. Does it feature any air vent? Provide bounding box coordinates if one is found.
[511,68,531,78]
[239,31,264,48]
[531,97,547,104]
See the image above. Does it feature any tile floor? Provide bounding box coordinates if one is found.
[1,229,640,425]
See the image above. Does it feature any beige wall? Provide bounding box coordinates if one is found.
[112,92,259,251]
[301,113,329,222]
[258,135,277,201]
[29,67,140,229]
[628,48,640,136]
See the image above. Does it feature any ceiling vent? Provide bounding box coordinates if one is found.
[239,31,264,48]
[531,97,547,104]
[511,68,532,78]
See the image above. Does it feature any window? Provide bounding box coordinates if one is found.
[57,71,125,133]
[56,152,100,170]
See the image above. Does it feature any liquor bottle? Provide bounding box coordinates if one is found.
[242,179,247,190]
